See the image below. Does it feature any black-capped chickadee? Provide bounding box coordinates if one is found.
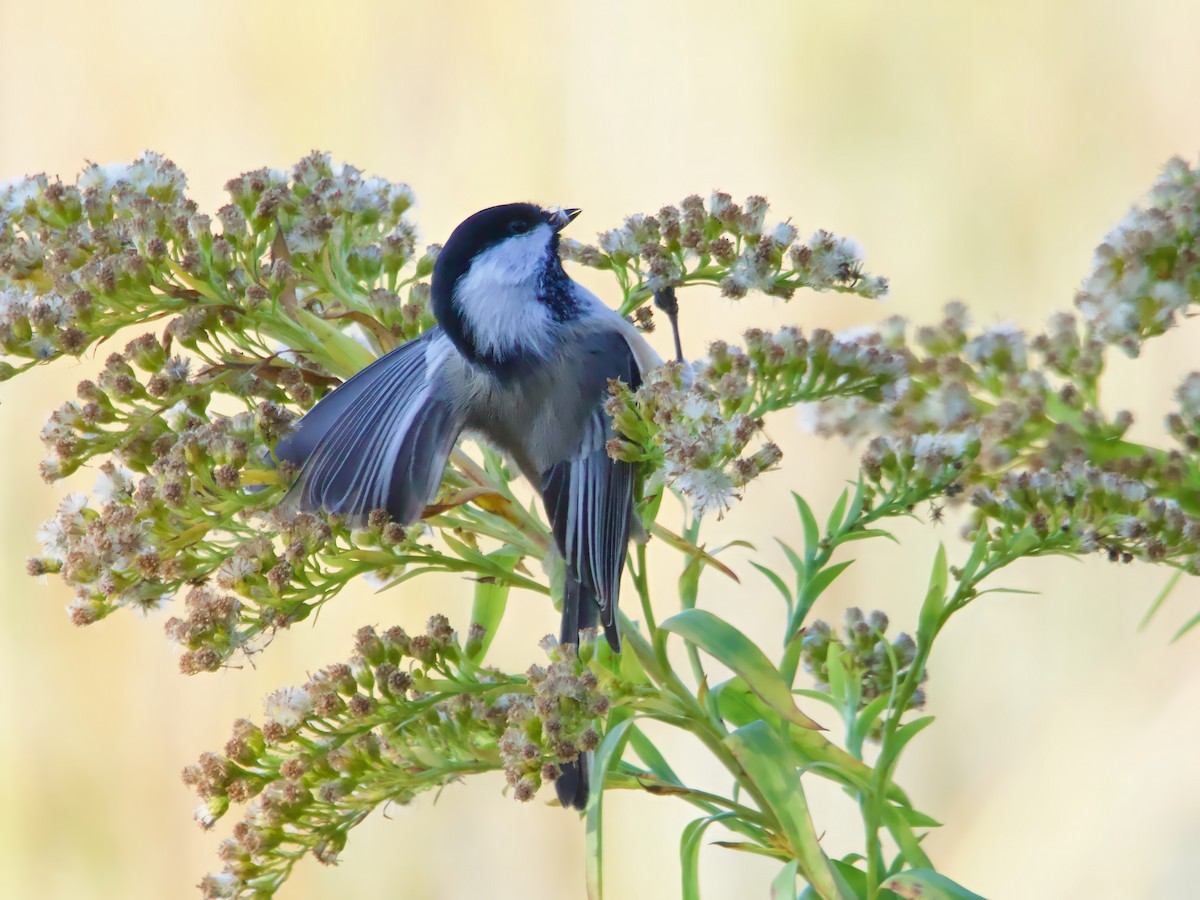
[274,203,660,809]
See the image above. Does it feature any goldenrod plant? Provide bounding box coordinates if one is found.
[5,151,1199,898]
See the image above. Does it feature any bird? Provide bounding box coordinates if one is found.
[273,203,660,809]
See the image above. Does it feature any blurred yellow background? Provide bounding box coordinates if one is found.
[3,1,1200,898]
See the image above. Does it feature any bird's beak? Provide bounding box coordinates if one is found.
[548,207,582,232]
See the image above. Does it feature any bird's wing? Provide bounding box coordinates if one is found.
[540,330,641,650]
[275,328,464,524]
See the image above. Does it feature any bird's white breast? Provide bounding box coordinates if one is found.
[454,224,556,360]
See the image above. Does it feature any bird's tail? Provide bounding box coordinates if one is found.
[554,569,616,810]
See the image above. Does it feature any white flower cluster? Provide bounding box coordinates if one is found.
[1076,155,1200,356]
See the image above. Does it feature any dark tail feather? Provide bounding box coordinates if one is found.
[555,757,590,811]
[554,570,614,811]
[560,567,620,655]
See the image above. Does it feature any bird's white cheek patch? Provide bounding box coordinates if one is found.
[454,225,556,359]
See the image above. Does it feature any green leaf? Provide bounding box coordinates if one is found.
[285,305,377,377]
[792,689,842,710]
[751,561,795,607]
[878,716,935,773]
[888,804,943,829]
[825,644,851,710]
[596,625,653,685]
[793,492,821,565]
[662,609,823,730]
[799,859,869,900]
[770,859,800,900]
[465,548,519,663]
[777,538,806,582]
[586,715,636,900]
[855,693,892,743]
[616,613,669,684]
[628,726,682,786]
[710,841,791,859]
[680,813,735,900]
[843,477,868,530]
[1140,569,1183,631]
[881,799,935,870]
[880,869,985,900]
[837,528,900,545]
[716,679,889,798]
[916,545,948,645]
[789,560,856,637]
[956,525,990,584]
[724,722,841,898]
[805,560,855,599]
[1171,608,1200,642]
[639,485,665,533]
[825,487,850,540]
[973,587,1038,597]
[715,677,782,728]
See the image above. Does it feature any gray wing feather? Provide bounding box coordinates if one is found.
[541,332,640,644]
[276,328,463,523]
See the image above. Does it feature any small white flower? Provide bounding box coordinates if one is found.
[0,174,45,213]
[214,555,260,589]
[263,686,313,729]
[193,803,219,830]
[37,518,68,557]
[198,873,240,898]
[94,464,136,504]
[77,162,126,193]
[667,463,739,519]
[164,400,196,432]
[771,221,798,246]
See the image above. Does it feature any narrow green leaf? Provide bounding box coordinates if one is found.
[824,488,850,540]
[586,716,636,900]
[628,726,682,786]
[800,860,869,900]
[879,716,936,773]
[751,561,795,607]
[596,624,653,685]
[843,477,867,530]
[880,869,985,900]
[791,689,842,711]
[1008,527,1041,557]
[776,538,806,581]
[793,492,821,565]
[616,614,669,684]
[1171,608,1200,642]
[466,548,518,663]
[837,528,900,545]
[957,526,990,584]
[888,804,943,829]
[662,609,823,730]
[725,722,841,898]
[973,587,1039,597]
[715,677,782,728]
[439,531,490,567]
[287,305,376,375]
[916,545,948,645]
[770,859,800,900]
[680,813,734,900]
[710,841,791,859]
[1140,569,1183,631]
[804,560,855,604]
[880,805,935,870]
[825,644,851,710]
[855,693,891,744]
[639,485,665,533]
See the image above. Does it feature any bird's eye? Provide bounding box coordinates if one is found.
[508,220,531,235]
